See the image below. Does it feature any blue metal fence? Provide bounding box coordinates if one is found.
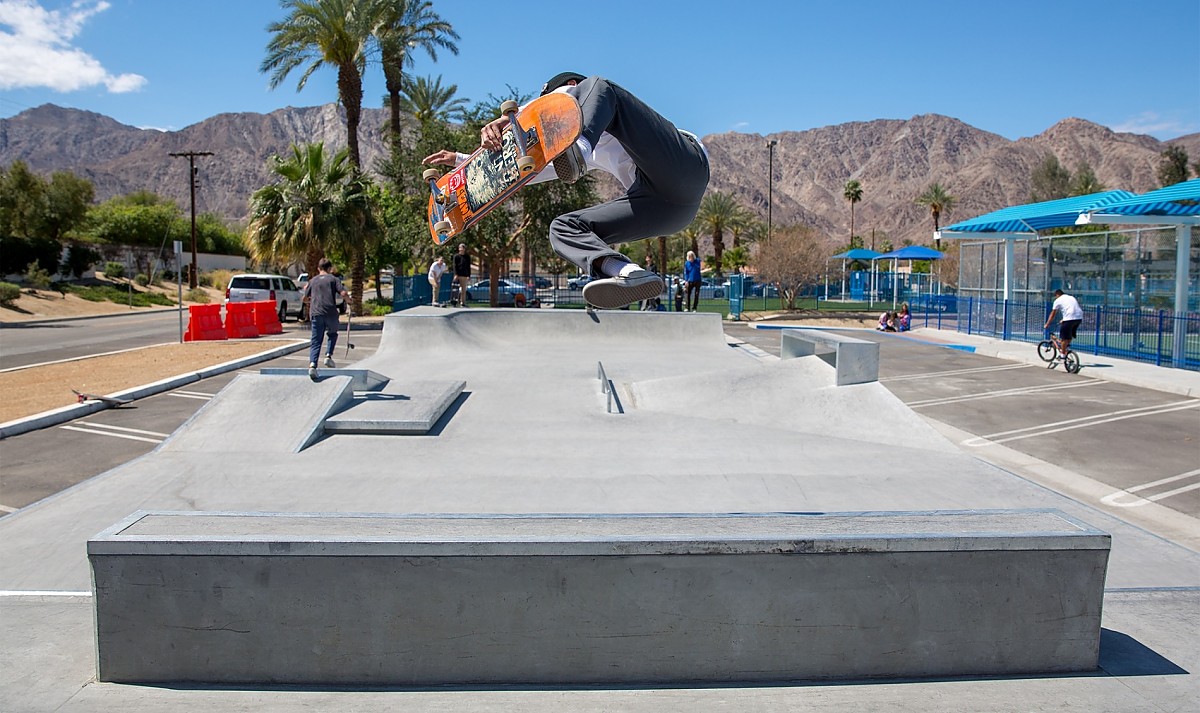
[919,295,1200,371]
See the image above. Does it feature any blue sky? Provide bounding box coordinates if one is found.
[1,0,1198,141]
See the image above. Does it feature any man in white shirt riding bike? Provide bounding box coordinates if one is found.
[1044,289,1083,357]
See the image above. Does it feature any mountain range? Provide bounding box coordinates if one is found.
[2,103,1196,250]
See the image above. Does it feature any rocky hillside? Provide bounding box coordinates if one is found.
[2,103,1196,250]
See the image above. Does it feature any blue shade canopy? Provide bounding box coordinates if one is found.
[874,245,944,260]
[830,248,882,260]
[942,190,1136,234]
[1087,179,1200,217]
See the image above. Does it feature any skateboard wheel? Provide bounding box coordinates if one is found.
[500,100,518,116]
[422,168,441,182]
[434,220,452,237]
[517,155,536,174]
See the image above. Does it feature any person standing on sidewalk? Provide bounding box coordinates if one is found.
[1044,288,1083,356]
[451,243,472,306]
[302,258,349,381]
[424,73,709,310]
[428,255,447,307]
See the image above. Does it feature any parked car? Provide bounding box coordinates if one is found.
[465,278,533,306]
[700,278,725,299]
[567,273,593,290]
[225,273,303,322]
[296,272,347,320]
[722,278,778,298]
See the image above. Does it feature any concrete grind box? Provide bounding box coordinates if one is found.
[89,510,1110,685]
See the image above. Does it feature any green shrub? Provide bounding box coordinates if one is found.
[62,284,174,307]
[59,243,101,279]
[186,288,211,303]
[24,261,52,289]
[134,273,150,286]
[0,281,20,306]
[104,262,126,280]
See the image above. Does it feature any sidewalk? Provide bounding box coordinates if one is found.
[911,327,1200,398]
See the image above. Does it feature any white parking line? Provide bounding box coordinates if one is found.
[169,390,214,401]
[60,421,167,444]
[0,590,92,597]
[1101,469,1200,507]
[909,379,1100,408]
[0,504,17,513]
[962,400,1200,447]
[881,363,1032,382]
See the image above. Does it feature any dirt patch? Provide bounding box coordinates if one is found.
[0,284,226,323]
[0,341,301,424]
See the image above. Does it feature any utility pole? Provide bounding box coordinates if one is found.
[169,151,213,288]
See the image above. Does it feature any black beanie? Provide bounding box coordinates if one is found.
[540,71,587,95]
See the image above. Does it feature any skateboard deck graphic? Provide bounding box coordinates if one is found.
[426,92,582,245]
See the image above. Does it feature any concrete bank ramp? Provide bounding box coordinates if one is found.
[377,307,728,355]
[160,373,353,454]
[629,357,957,453]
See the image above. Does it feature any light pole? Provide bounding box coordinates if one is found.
[766,140,777,244]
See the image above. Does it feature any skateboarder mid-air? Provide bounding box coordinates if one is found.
[423,73,710,310]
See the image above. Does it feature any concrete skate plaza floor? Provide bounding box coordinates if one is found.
[1,307,1197,712]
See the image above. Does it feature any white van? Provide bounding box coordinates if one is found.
[224,273,303,322]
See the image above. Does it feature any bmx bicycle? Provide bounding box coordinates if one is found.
[1037,332,1082,373]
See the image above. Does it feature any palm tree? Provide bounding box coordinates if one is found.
[399,74,469,125]
[843,179,863,243]
[915,182,957,243]
[245,142,376,294]
[370,0,459,150]
[263,0,372,169]
[695,191,746,278]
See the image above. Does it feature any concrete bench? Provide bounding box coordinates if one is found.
[780,329,879,385]
[89,509,1109,686]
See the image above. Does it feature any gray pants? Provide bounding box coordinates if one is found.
[549,77,710,277]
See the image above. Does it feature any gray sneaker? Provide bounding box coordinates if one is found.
[553,142,587,184]
[582,270,663,310]
[324,356,336,368]
[308,363,318,381]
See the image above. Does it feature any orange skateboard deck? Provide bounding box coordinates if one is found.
[425,92,582,245]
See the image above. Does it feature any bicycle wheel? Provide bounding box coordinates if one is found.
[1037,340,1057,362]
[1064,351,1081,374]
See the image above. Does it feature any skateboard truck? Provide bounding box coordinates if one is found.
[422,168,453,239]
[500,100,537,175]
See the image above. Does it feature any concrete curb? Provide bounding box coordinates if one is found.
[0,341,306,440]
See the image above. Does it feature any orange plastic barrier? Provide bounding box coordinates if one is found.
[224,301,260,339]
[253,300,283,335]
[183,304,227,342]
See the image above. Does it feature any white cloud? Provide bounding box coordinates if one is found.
[1109,111,1197,140]
[0,0,146,93]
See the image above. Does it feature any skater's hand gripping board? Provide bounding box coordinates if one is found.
[425,92,582,245]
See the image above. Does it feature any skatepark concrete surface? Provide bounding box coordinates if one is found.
[2,307,1198,712]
